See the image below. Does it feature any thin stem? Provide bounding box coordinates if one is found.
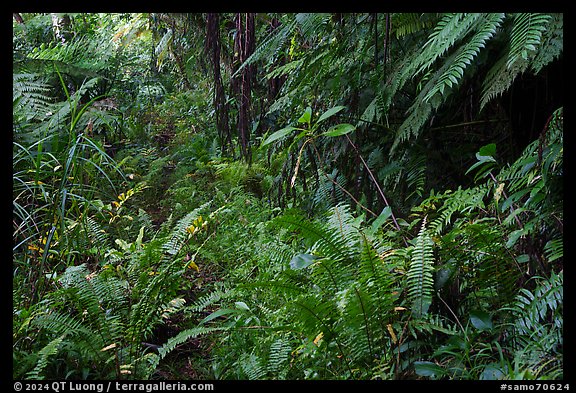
[345,134,408,246]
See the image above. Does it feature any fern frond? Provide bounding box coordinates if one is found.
[407,218,434,318]
[417,13,483,75]
[267,338,292,376]
[85,215,109,249]
[150,326,226,370]
[26,334,67,380]
[392,13,437,39]
[239,353,268,380]
[507,13,552,68]
[480,52,528,110]
[233,17,298,78]
[295,13,331,40]
[478,13,555,110]
[530,13,563,74]
[162,201,211,255]
[424,13,505,102]
[13,73,53,122]
[544,239,563,263]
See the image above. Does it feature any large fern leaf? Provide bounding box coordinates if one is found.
[507,13,552,68]
[424,13,505,102]
[407,218,435,318]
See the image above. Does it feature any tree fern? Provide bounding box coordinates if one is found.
[507,13,552,68]
[480,13,560,109]
[391,13,437,39]
[423,13,505,102]
[407,218,434,318]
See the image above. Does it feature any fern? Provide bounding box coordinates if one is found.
[480,13,560,109]
[162,201,211,255]
[13,73,53,123]
[267,338,292,377]
[424,13,505,102]
[26,334,67,380]
[507,13,552,68]
[530,13,563,74]
[239,353,268,380]
[233,17,298,77]
[544,239,562,263]
[149,326,227,370]
[428,185,489,235]
[508,271,563,337]
[392,13,437,39]
[480,52,527,110]
[417,13,483,75]
[407,218,434,318]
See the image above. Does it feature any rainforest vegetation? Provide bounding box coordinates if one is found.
[13,12,563,381]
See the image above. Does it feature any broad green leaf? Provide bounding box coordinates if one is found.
[323,123,356,137]
[479,143,496,157]
[501,188,530,212]
[434,268,452,290]
[506,228,525,248]
[370,206,392,232]
[414,361,445,378]
[317,105,346,123]
[470,310,493,331]
[480,364,506,380]
[199,308,238,325]
[298,107,312,124]
[234,301,251,311]
[289,253,317,270]
[261,126,298,146]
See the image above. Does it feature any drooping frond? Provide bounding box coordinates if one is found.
[417,13,483,75]
[391,13,437,39]
[424,13,505,102]
[480,13,560,110]
[530,13,563,74]
[507,13,552,69]
[233,17,298,77]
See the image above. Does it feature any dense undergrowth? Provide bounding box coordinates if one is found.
[13,13,563,381]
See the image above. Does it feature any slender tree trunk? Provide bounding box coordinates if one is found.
[206,13,233,156]
[13,13,24,24]
[233,13,256,162]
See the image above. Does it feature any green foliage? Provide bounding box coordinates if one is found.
[13,12,563,381]
[407,218,434,318]
[480,13,562,109]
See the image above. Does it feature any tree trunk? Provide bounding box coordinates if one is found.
[13,13,24,24]
[206,13,233,156]
[233,13,256,162]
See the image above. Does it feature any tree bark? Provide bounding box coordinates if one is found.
[233,13,256,162]
[13,13,24,24]
[206,13,233,156]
